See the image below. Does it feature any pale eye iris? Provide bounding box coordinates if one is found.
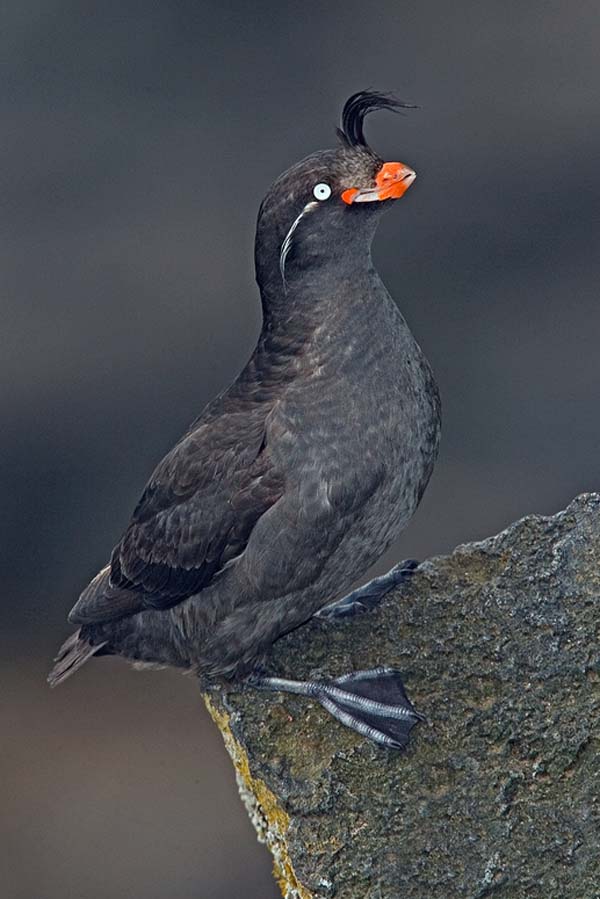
[313,182,332,201]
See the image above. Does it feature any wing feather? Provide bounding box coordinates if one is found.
[71,406,285,623]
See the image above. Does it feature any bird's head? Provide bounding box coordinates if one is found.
[255,91,417,296]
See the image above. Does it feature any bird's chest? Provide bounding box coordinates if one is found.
[273,329,439,523]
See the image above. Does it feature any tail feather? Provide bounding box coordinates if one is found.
[47,630,107,687]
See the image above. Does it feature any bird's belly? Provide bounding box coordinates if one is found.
[154,440,432,681]
[174,472,419,681]
[319,462,423,591]
[324,384,438,577]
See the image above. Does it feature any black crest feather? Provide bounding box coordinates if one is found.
[338,90,417,149]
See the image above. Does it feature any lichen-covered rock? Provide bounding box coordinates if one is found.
[204,494,600,898]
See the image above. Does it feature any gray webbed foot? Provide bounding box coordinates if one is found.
[248,666,423,750]
[314,559,419,621]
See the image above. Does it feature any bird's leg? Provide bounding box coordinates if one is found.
[314,559,419,621]
[247,666,424,750]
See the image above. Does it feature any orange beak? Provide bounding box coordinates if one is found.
[341,161,416,205]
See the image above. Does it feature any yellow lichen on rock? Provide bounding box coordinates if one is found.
[204,694,313,899]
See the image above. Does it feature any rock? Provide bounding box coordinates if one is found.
[204,494,600,898]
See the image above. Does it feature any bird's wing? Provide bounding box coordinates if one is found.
[70,408,285,623]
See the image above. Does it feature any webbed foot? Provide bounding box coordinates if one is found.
[248,666,423,750]
[314,559,419,621]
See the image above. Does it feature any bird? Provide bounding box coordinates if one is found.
[49,91,441,751]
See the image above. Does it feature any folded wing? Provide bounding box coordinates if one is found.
[69,409,285,624]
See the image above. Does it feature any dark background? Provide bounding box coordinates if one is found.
[3,1,599,897]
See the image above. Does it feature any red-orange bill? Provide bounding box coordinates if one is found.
[342,161,416,205]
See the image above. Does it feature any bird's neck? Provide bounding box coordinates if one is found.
[256,240,379,334]
[254,204,383,321]
[249,250,403,395]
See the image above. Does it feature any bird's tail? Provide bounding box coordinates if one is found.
[47,629,107,687]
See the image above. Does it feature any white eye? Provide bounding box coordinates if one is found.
[313,182,332,201]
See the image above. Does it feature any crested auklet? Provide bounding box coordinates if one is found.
[49,91,441,750]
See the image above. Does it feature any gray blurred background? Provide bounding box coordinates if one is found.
[3,1,599,896]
